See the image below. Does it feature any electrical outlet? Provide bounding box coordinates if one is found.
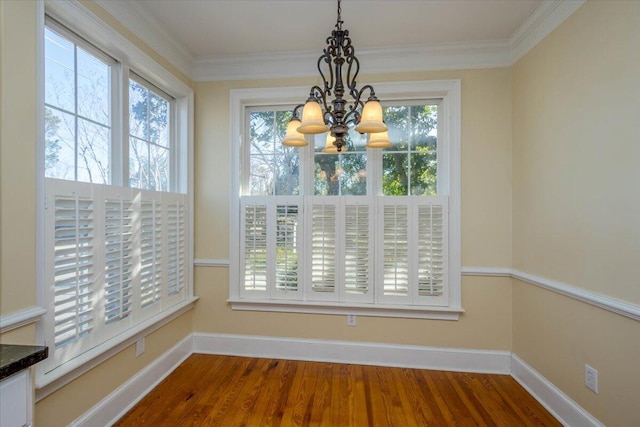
[346,314,356,326]
[585,364,598,393]
[136,337,145,357]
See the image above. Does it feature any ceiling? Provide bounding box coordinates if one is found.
[116,0,542,60]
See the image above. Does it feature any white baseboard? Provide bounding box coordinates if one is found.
[70,334,193,427]
[192,332,512,374]
[69,332,604,427]
[511,354,603,427]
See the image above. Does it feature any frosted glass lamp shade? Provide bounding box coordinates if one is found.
[366,130,392,148]
[297,100,329,134]
[282,119,308,147]
[322,134,347,153]
[355,100,387,133]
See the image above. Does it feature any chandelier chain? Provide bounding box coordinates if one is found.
[336,0,343,30]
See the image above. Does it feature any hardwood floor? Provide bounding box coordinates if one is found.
[114,354,561,426]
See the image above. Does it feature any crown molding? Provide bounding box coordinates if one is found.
[509,0,586,64]
[93,0,194,79]
[85,0,584,81]
[193,40,512,82]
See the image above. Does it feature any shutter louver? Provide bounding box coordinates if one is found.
[242,203,268,292]
[140,199,162,308]
[167,199,186,296]
[53,194,95,348]
[382,203,410,297]
[275,204,299,292]
[344,203,370,295]
[104,198,133,324]
[417,204,445,297]
[311,202,336,294]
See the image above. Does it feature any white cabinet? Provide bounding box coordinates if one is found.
[0,370,31,427]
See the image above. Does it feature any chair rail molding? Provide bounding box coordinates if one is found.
[0,306,47,334]
[462,266,640,322]
[194,258,230,267]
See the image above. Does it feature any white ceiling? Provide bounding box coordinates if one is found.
[118,0,542,60]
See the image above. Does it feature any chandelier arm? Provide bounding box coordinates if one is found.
[324,110,338,128]
[339,82,375,127]
[317,48,334,96]
[342,108,361,127]
[291,104,305,120]
[354,84,379,110]
[342,38,361,101]
[308,85,330,113]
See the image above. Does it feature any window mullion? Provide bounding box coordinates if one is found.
[73,44,79,182]
[367,146,382,196]
[169,100,177,193]
[111,63,127,187]
[436,100,446,196]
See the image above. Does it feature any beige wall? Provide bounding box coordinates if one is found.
[513,280,640,427]
[512,1,640,425]
[0,0,38,319]
[0,1,194,425]
[193,68,514,349]
[512,0,640,303]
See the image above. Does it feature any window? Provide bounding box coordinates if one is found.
[229,81,461,319]
[44,26,113,183]
[382,104,439,196]
[129,76,172,191]
[38,14,193,386]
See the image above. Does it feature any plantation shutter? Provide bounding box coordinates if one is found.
[239,196,447,305]
[139,197,163,310]
[377,196,449,305]
[240,198,269,295]
[380,198,411,301]
[166,197,187,298]
[241,197,301,299]
[274,202,300,295]
[416,200,448,300]
[305,197,373,303]
[308,197,338,300]
[103,192,134,326]
[52,189,96,349]
[343,198,373,302]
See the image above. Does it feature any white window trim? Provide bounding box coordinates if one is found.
[229,80,462,319]
[36,0,195,391]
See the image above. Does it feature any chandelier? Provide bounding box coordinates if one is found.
[281,0,392,152]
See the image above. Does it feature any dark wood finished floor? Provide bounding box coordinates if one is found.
[114,354,561,426]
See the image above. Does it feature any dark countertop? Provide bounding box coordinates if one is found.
[0,344,48,380]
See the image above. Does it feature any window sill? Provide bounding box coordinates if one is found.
[35,296,198,400]
[228,299,463,320]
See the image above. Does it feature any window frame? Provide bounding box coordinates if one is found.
[229,81,461,319]
[36,1,195,393]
